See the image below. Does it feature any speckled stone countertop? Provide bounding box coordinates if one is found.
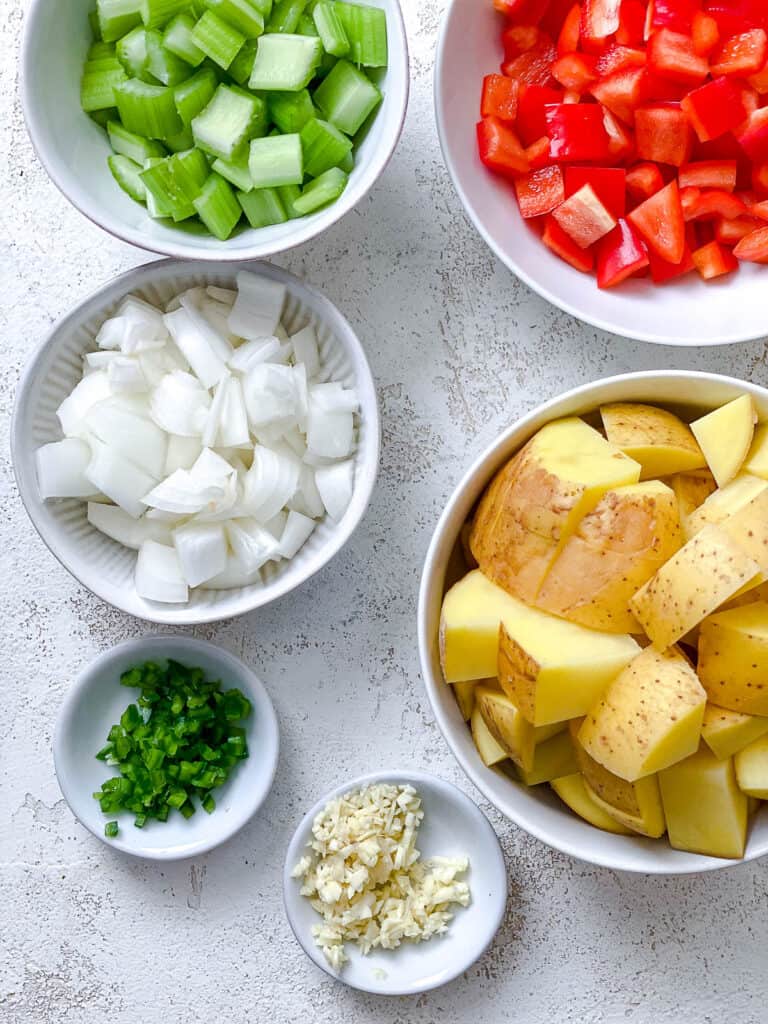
[2,1,768,1021]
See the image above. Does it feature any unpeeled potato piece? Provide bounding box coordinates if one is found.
[691,394,757,488]
[668,471,717,539]
[550,774,634,835]
[698,602,768,716]
[471,706,508,767]
[735,735,768,799]
[601,403,706,479]
[475,685,564,772]
[686,473,768,539]
[703,704,768,761]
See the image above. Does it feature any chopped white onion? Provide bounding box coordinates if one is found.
[165,434,202,475]
[243,363,300,430]
[88,502,172,549]
[85,396,167,479]
[306,403,354,459]
[290,325,320,379]
[310,381,360,414]
[226,518,279,573]
[86,440,158,518]
[143,448,236,516]
[201,299,240,345]
[135,540,189,603]
[164,307,227,389]
[219,376,251,448]
[173,521,228,586]
[85,350,121,370]
[315,460,354,521]
[278,510,316,558]
[201,371,231,449]
[149,370,210,437]
[263,509,288,539]
[206,285,237,305]
[36,438,96,499]
[289,464,325,519]
[228,271,286,341]
[57,371,112,438]
[95,318,125,351]
[201,553,261,590]
[243,445,301,522]
[179,292,234,364]
[108,356,148,393]
[228,337,282,374]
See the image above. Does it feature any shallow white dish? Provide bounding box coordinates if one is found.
[283,769,507,995]
[20,0,409,261]
[11,258,380,625]
[435,0,768,346]
[418,370,768,874]
[54,636,279,860]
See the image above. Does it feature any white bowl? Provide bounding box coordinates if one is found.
[20,0,408,261]
[54,636,279,860]
[11,258,380,625]
[418,370,768,874]
[283,769,507,995]
[435,0,768,346]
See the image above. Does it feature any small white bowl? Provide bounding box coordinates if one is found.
[54,636,279,860]
[20,0,408,261]
[283,769,507,995]
[11,258,379,625]
[418,371,768,874]
[435,0,768,346]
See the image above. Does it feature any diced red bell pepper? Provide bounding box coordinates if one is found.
[692,11,721,54]
[526,136,552,167]
[481,75,520,120]
[515,164,566,216]
[617,0,646,45]
[704,1,768,36]
[680,187,747,219]
[734,224,768,261]
[647,28,710,85]
[749,59,768,92]
[651,0,702,34]
[626,162,666,199]
[544,103,612,161]
[590,66,646,123]
[640,71,691,103]
[502,34,558,83]
[551,52,599,90]
[748,198,768,220]
[553,182,618,246]
[715,214,761,242]
[493,0,530,17]
[679,160,738,190]
[711,28,768,75]
[602,107,635,162]
[580,0,621,41]
[681,76,752,141]
[503,25,545,60]
[595,45,647,76]
[596,218,649,286]
[628,179,686,262]
[647,240,696,281]
[542,214,596,270]
[541,0,581,35]
[565,166,626,217]
[692,239,740,277]
[635,105,694,166]
[738,108,768,163]
[477,117,530,178]
[753,161,768,193]
[516,85,563,144]
[557,3,581,54]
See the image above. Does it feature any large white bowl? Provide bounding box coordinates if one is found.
[20,0,408,261]
[435,0,768,346]
[418,370,768,874]
[11,258,380,625]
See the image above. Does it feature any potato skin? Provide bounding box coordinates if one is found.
[601,403,705,479]
[698,602,768,716]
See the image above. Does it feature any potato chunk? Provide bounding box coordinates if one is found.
[629,523,760,649]
[685,473,767,538]
[601,403,706,479]
[698,602,768,716]
[735,735,768,799]
[578,646,706,782]
[659,746,748,859]
[470,706,508,767]
[535,481,682,633]
[470,417,641,604]
[669,471,717,539]
[702,704,768,760]
[511,730,579,786]
[475,685,563,772]
[439,570,523,683]
[691,394,757,488]
[550,773,634,835]
[744,422,768,479]
[452,681,478,721]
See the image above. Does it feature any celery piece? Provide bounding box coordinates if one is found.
[190,10,246,68]
[165,126,196,150]
[114,79,184,138]
[204,0,265,38]
[277,183,302,217]
[97,0,142,43]
[228,37,258,83]
[108,154,147,202]
[89,41,118,60]
[174,66,218,124]
[163,13,207,65]
[297,12,317,36]
[107,119,167,163]
[338,146,353,173]
[293,165,347,213]
[192,83,261,159]
[248,132,303,187]
[140,150,207,220]
[146,29,195,84]
[313,2,349,56]
[248,33,322,91]
[169,147,210,213]
[142,157,173,216]
[140,0,192,28]
[89,9,103,40]
[313,58,380,135]
[251,0,273,15]
[299,115,351,175]
[267,0,307,33]
[81,58,128,112]
[116,27,155,82]
[193,173,242,238]
[90,107,119,127]
[315,49,338,79]
[268,88,315,132]
[334,1,387,67]
[237,185,287,226]
[212,151,254,191]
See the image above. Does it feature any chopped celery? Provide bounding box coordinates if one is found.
[97,0,142,43]
[165,125,196,150]
[116,27,155,82]
[190,10,246,68]
[146,29,195,85]
[193,173,242,237]
[237,185,288,225]
[108,119,167,163]
[81,58,129,112]
[293,165,347,213]
[141,157,183,216]
[90,9,103,40]
[140,149,208,220]
[338,146,354,173]
[163,13,207,66]
[192,83,262,159]
[297,13,317,36]
[248,33,322,91]
[174,66,218,124]
[143,156,174,216]
[89,41,118,60]
[204,0,265,38]
[212,151,254,190]
[90,107,119,127]
[277,182,302,217]
[114,79,184,138]
[334,1,387,67]
[251,0,273,14]
[170,146,210,203]
[312,1,349,57]
[108,153,147,202]
[268,88,315,132]
[267,0,307,33]
[313,58,380,135]
[248,132,303,187]
[140,0,192,28]
[300,115,351,176]
[228,37,258,82]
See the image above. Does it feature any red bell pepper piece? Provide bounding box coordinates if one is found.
[541,0,580,35]
[749,58,768,92]
[692,12,721,54]
[715,214,761,243]
[596,219,649,287]
[692,239,740,277]
[683,188,748,219]
[590,66,645,124]
[477,117,530,178]
[753,162,768,193]
[711,28,768,75]
[515,164,566,217]
[626,162,666,200]
[551,52,599,90]
[502,25,544,60]
[516,85,563,143]
[704,0,768,36]
[493,0,530,17]
[615,1,644,45]
[542,214,596,270]
[557,3,581,54]
[738,108,768,163]
[544,103,612,161]
[595,45,647,76]
[640,71,691,103]
[580,0,621,41]
[494,0,553,22]
[635,105,694,167]
[526,136,552,167]
[553,183,618,246]
[502,35,558,84]
[565,166,626,218]
[651,0,701,34]
[734,224,768,261]
[481,75,520,121]
[602,108,635,162]
[748,198,768,220]
[679,160,738,190]
[647,28,710,85]
[647,240,696,282]
[628,179,686,262]
[681,76,752,141]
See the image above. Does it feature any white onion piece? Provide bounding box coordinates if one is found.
[219,376,250,448]
[86,441,158,518]
[87,502,172,549]
[315,460,354,521]
[201,371,230,448]
[173,521,227,586]
[309,382,360,414]
[165,434,202,475]
[85,397,167,479]
[281,426,307,459]
[306,403,354,459]
[143,449,236,516]
[135,540,189,603]
[293,363,309,429]
[289,465,325,519]
[85,350,120,370]
[140,343,189,387]
[118,296,168,342]
[201,553,261,590]
[57,371,112,438]
[149,370,210,437]
[263,509,288,538]
[243,363,300,430]
[36,439,96,499]
[179,292,234,363]
[229,272,286,341]
[228,337,281,374]
[201,299,240,345]
[226,519,278,573]
[108,356,148,393]
[145,507,189,524]
[95,318,125,350]
[278,510,315,558]
[290,325,320,378]
[164,307,227,389]
[243,445,300,522]
[207,285,237,305]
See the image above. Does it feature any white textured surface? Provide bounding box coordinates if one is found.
[2,1,768,1020]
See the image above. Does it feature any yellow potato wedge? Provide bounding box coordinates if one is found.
[601,402,706,479]
[550,773,634,835]
[475,685,564,772]
[470,706,508,767]
[439,570,523,683]
[702,704,768,760]
[453,681,479,721]
[685,473,767,538]
[735,736,768,799]
[578,646,706,782]
[668,471,717,539]
[690,394,757,488]
[743,422,768,479]
[512,729,579,786]
[717,487,768,573]
[659,746,748,859]
[698,602,768,716]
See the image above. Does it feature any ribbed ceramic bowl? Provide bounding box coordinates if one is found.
[418,371,768,874]
[20,0,409,261]
[12,258,380,625]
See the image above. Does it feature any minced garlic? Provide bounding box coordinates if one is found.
[292,783,470,971]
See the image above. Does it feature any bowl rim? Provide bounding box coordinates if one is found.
[433,0,766,348]
[52,635,280,860]
[418,369,768,875]
[11,257,381,625]
[20,0,410,262]
[282,767,507,995]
